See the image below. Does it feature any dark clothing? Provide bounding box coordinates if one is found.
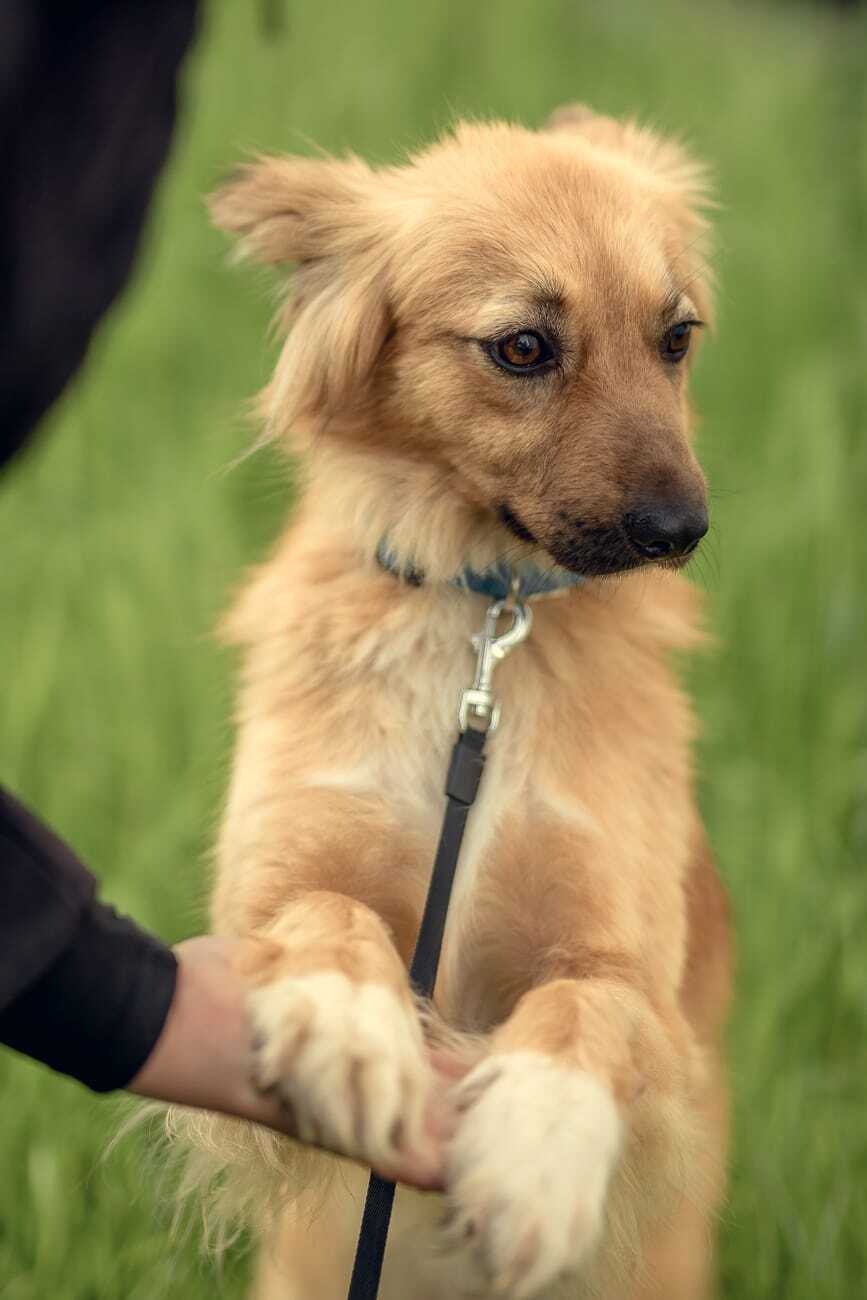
[0,789,178,1090]
[0,0,199,469]
[1,2,198,1086]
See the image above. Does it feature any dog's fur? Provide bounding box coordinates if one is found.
[196,107,732,1299]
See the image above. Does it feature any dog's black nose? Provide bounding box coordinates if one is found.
[622,500,709,559]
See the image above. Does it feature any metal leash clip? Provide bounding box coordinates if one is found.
[458,596,533,733]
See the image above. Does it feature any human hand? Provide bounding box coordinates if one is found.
[128,935,466,1190]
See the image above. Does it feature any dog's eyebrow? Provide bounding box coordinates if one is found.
[529,278,567,313]
[467,280,567,339]
[660,286,698,322]
[660,287,684,319]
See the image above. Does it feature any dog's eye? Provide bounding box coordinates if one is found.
[660,321,699,363]
[490,330,553,374]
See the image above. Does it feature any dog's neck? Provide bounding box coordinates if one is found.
[373,538,585,601]
[305,441,561,589]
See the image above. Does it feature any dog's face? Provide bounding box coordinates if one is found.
[213,108,712,576]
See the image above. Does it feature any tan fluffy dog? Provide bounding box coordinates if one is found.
[203,106,732,1300]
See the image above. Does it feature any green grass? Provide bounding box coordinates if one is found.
[1,2,865,1296]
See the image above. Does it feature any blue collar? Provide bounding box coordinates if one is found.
[375,540,584,602]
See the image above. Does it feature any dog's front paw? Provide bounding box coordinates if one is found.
[249,970,431,1170]
[444,1052,622,1298]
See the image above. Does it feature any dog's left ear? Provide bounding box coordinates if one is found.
[210,155,393,435]
[544,104,714,326]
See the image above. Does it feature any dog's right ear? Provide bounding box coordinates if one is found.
[210,156,393,435]
[208,155,376,266]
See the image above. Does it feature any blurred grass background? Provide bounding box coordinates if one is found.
[1,1,865,1296]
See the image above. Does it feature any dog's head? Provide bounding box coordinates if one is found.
[212,107,713,577]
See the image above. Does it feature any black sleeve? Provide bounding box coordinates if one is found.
[0,0,200,469]
[0,787,178,1092]
[0,5,196,1086]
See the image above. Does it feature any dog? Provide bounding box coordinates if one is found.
[198,105,732,1300]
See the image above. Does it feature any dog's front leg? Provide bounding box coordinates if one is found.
[444,976,691,1298]
[238,889,434,1175]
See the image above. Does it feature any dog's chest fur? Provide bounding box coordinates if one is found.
[299,586,596,1018]
[226,557,694,1030]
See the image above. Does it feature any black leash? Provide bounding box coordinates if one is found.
[346,596,532,1300]
[346,726,486,1300]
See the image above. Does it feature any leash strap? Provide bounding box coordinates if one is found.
[346,596,531,1300]
[346,726,486,1300]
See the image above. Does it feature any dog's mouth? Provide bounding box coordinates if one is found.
[498,502,695,578]
[497,503,538,545]
[546,525,648,578]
